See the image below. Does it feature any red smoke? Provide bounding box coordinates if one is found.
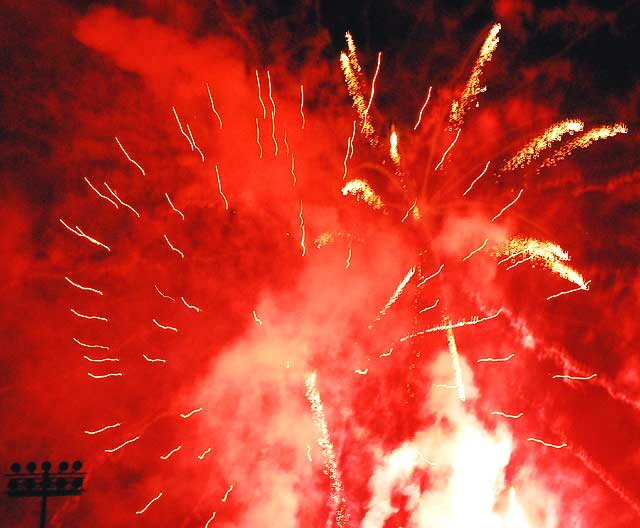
[1,1,639,527]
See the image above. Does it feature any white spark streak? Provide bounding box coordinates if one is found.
[362,52,382,132]
[506,255,534,270]
[477,353,515,363]
[300,84,305,129]
[462,238,488,261]
[491,188,523,222]
[372,267,415,323]
[498,250,525,265]
[379,347,393,358]
[65,276,103,296]
[255,70,266,118]
[172,106,194,150]
[342,136,351,180]
[114,136,145,176]
[198,448,212,460]
[103,182,140,218]
[401,199,417,223]
[204,512,216,528]
[180,408,203,419]
[299,200,306,257]
[84,423,121,435]
[491,411,523,419]
[206,83,223,129]
[83,356,118,363]
[181,296,201,312]
[354,369,369,375]
[527,438,567,449]
[152,318,178,332]
[186,123,205,162]
[413,85,432,130]
[345,247,352,269]
[154,285,175,301]
[136,492,163,514]
[70,308,108,322]
[267,71,278,156]
[143,354,166,363]
[400,309,503,342]
[105,435,141,453]
[73,337,109,349]
[59,219,110,252]
[546,281,591,300]
[552,373,597,380]
[163,234,184,258]
[463,161,490,196]
[283,128,289,156]
[291,152,297,186]
[84,177,118,208]
[88,372,122,379]
[255,118,263,159]
[160,445,182,460]
[434,128,461,171]
[417,264,444,288]
[445,322,466,401]
[305,372,348,526]
[165,192,184,220]
[215,164,229,211]
[221,484,233,503]
[306,445,313,462]
[349,120,356,158]
[252,310,263,325]
[419,298,440,313]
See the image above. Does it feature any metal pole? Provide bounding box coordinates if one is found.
[40,493,47,528]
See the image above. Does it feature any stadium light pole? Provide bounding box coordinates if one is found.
[5,460,86,528]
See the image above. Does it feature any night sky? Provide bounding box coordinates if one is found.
[1,1,640,527]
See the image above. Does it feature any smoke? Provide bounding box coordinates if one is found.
[1,1,638,527]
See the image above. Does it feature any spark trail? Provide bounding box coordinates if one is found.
[215,165,229,210]
[206,83,223,129]
[449,23,501,129]
[84,423,121,435]
[103,182,140,218]
[104,435,141,453]
[413,85,432,130]
[305,373,349,528]
[59,219,111,252]
[445,320,466,401]
[114,136,145,176]
[136,492,163,514]
[64,276,103,296]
